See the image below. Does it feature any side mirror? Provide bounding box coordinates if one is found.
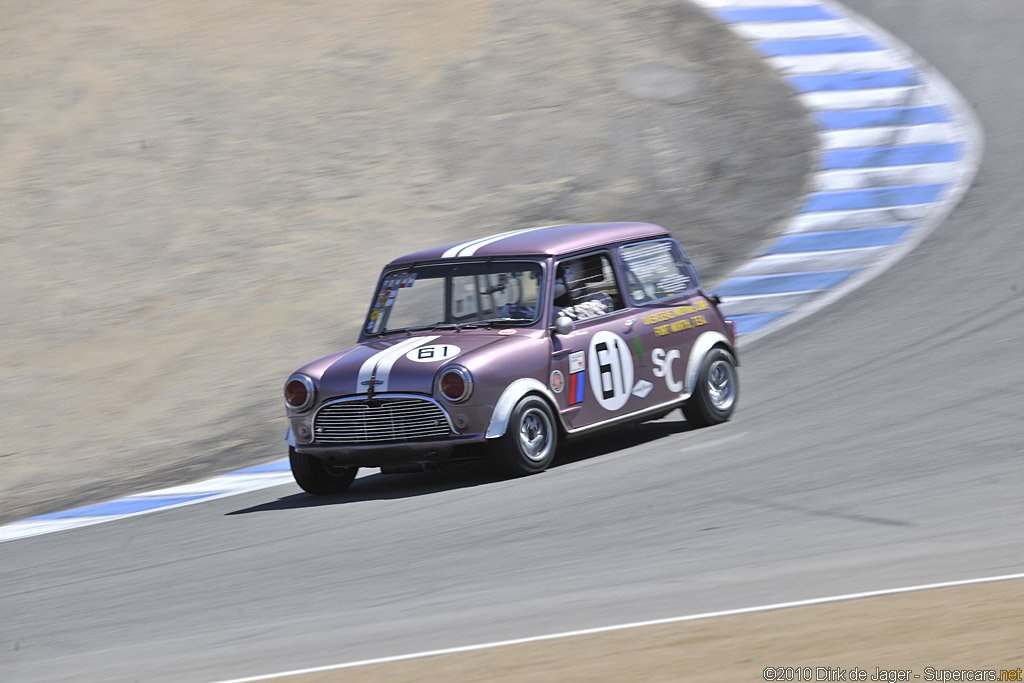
[553,316,574,336]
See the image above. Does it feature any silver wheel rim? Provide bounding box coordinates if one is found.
[518,407,553,462]
[707,359,736,411]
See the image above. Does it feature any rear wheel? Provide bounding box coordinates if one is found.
[289,447,358,494]
[682,347,738,428]
[490,395,558,476]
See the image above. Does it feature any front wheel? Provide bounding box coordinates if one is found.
[682,347,738,428]
[489,395,558,477]
[289,447,358,494]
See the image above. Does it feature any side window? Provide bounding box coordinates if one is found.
[552,253,625,321]
[619,240,699,304]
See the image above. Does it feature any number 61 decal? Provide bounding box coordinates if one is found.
[405,344,461,363]
[588,331,634,411]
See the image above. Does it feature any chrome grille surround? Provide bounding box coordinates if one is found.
[312,394,455,445]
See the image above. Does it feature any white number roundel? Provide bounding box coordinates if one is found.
[588,331,634,411]
[405,344,461,363]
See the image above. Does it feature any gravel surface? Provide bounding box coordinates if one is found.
[0,0,813,524]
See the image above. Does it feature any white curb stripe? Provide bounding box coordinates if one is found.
[768,51,908,75]
[820,122,961,149]
[732,19,857,40]
[799,85,922,110]
[730,247,888,276]
[207,572,1024,683]
[813,162,960,191]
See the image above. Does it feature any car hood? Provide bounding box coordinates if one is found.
[302,331,534,399]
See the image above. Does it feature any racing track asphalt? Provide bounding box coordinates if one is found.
[2,1,1023,681]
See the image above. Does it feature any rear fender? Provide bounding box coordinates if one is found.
[685,331,734,394]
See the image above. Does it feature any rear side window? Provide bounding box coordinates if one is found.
[619,240,698,304]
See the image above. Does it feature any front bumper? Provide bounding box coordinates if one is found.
[291,433,488,467]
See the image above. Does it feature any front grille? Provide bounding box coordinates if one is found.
[313,396,453,444]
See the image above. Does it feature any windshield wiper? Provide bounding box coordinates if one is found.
[389,323,459,335]
[456,317,526,330]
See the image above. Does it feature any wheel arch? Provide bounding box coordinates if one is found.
[684,331,737,395]
[485,378,565,438]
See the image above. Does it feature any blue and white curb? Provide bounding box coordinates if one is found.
[692,0,982,342]
[0,0,981,543]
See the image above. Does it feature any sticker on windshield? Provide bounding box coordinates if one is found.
[405,344,461,363]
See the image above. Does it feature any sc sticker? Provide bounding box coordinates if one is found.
[405,344,461,363]
[587,331,634,411]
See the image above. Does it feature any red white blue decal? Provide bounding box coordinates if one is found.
[568,370,585,405]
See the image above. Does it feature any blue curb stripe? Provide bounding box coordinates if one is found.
[802,183,948,212]
[716,269,859,296]
[820,143,963,169]
[715,6,838,23]
[234,460,291,473]
[29,494,217,520]
[764,226,911,253]
[814,106,951,129]
[787,68,917,92]
[755,36,884,56]
[728,312,791,335]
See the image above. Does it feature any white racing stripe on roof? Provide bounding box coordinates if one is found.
[453,224,555,257]
[441,226,550,258]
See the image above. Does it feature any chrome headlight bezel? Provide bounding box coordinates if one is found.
[437,365,473,403]
[284,374,316,413]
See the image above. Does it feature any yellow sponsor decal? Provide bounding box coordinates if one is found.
[641,299,709,326]
[645,299,710,337]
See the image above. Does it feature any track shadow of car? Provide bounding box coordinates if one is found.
[227,413,696,515]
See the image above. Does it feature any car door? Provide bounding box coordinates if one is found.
[617,239,709,404]
[548,251,643,430]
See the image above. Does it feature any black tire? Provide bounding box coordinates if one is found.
[489,395,558,477]
[289,447,358,495]
[682,347,738,428]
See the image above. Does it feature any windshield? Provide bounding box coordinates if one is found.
[364,261,544,334]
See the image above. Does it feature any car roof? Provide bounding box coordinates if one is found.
[385,222,671,266]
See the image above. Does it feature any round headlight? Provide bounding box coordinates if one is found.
[284,374,315,412]
[438,366,472,403]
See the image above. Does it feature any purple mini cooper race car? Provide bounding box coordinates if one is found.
[284,222,738,494]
